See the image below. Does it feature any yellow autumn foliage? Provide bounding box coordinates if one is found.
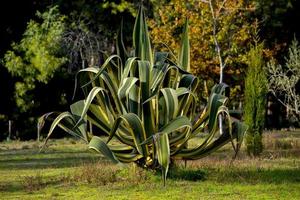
[149,0,256,84]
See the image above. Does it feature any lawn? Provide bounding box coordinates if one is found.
[1,130,300,200]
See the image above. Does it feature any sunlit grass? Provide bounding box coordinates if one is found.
[1,131,300,199]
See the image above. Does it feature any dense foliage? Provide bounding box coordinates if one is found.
[253,0,299,49]
[149,0,255,86]
[0,2,140,139]
[244,42,268,156]
[2,6,67,112]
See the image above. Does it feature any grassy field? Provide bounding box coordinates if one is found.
[1,130,300,200]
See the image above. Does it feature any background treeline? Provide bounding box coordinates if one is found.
[0,0,299,140]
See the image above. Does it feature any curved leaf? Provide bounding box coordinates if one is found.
[81,55,122,88]
[107,113,148,157]
[89,136,120,164]
[40,111,87,152]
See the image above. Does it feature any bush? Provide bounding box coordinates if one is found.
[40,6,247,184]
[244,43,268,156]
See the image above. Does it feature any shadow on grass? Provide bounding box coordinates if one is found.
[167,167,207,181]
[158,164,300,184]
[206,167,300,184]
[0,148,90,156]
[0,156,105,170]
[0,173,74,193]
[0,149,105,170]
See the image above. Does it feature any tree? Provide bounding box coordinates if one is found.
[62,18,106,71]
[0,1,141,139]
[267,38,300,123]
[244,42,268,156]
[253,0,299,47]
[58,0,139,72]
[2,6,67,112]
[149,0,255,85]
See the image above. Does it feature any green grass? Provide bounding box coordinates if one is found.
[1,131,300,200]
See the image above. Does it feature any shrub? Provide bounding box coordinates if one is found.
[40,6,247,184]
[267,38,300,122]
[2,6,67,112]
[244,43,268,156]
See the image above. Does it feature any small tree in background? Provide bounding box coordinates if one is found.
[267,38,300,124]
[244,42,268,156]
[2,6,67,112]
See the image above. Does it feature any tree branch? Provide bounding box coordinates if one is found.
[208,0,225,83]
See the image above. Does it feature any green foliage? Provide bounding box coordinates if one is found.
[244,43,268,156]
[2,6,67,112]
[246,133,263,156]
[40,6,247,184]
[101,0,136,15]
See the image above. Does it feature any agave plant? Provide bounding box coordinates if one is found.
[40,7,247,184]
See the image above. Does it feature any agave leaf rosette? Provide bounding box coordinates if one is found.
[40,6,247,184]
